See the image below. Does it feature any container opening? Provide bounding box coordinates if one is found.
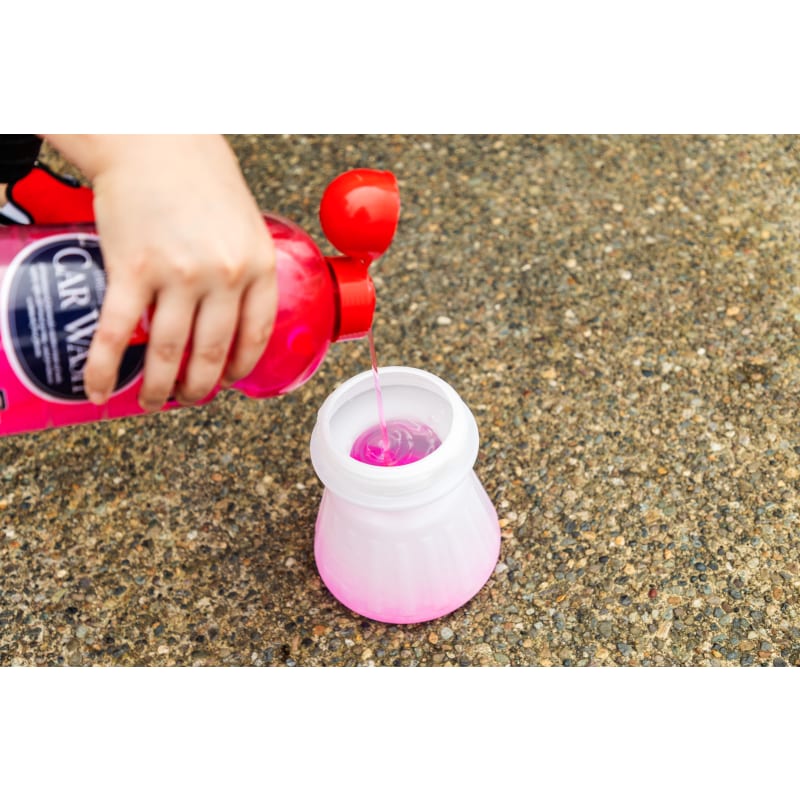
[329,383,454,457]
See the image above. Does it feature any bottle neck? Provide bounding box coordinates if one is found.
[326,256,376,341]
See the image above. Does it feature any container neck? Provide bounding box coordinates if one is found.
[310,367,480,510]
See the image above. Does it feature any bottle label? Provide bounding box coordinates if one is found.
[0,233,145,403]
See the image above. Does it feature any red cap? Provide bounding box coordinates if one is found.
[320,169,400,262]
[326,256,376,341]
[319,169,399,341]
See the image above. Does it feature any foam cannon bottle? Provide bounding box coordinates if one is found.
[0,169,400,437]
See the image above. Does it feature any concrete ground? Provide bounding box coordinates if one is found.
[1,134,799,666]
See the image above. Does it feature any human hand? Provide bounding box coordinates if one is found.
[44,134,277,411]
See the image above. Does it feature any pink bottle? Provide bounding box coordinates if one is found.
[0,169,400,437]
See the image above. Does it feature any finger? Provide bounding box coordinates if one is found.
[138,289,196,412]
[221,272,278,387]
[175,291,238,404]
[84,280,152,405]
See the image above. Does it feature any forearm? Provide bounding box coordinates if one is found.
[43,135,236,183]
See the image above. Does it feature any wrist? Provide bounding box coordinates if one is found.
[42,135,123,182]
[43,135,232,183]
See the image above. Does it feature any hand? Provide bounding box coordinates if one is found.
[45,135,277,411]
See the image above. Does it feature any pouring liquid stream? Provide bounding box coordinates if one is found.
[350,329,442,467]
[369,328,389,451]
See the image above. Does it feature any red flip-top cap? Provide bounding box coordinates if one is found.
[319,169,399,341]
[326,256,375,341]
[320,169,400,262]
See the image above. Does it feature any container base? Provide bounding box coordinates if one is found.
[315,534,500,625]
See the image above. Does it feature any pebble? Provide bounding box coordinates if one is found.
[598,621,613,637]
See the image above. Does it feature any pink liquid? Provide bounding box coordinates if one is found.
[352,329,441,466]
[368,328,389,451]
[350,417,442,466]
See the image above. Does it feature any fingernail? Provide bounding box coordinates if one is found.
[88,392,106,406]
[138,396,161,413]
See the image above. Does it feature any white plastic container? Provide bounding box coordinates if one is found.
[310,366,501,624]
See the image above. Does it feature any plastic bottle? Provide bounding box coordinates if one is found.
[0,169,400,437]
[310,366,501,624]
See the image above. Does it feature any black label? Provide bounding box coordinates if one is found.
[2,234,145,402]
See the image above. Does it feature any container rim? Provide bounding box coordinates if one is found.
[309,366,480,508]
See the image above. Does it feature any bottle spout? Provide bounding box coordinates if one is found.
[319,168,399,342]
[327,256,375,341]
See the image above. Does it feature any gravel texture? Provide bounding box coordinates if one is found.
[1,134,799,667]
